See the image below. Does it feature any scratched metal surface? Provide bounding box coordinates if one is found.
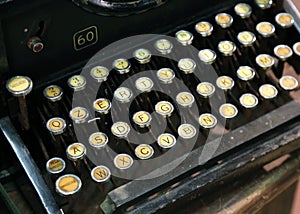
[161,152,300,214]
[128,126,300,214]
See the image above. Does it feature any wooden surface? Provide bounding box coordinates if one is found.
[291,179,300,214]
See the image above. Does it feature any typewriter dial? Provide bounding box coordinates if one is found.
[72,0,167,16]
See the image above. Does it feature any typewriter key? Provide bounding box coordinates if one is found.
[133,48,151,64]
[6,76,33,97]
[274,45,293,61]
[155,101,174,117]
[195,21,213,37]
[114,154,133,170]
[293,42,300,56]
[114,87,133,103]
[216,76,235,91]
[236,66,257,94]
[89,132,108,149]
[239,93,258,108]
[219,103,238,119]
[55,174,82,196]
[198,49,217,64]
[234,3,252,18]
[178,124,197,139]
[256,54,274,70]
[135,144,154,160]
[219,103,238,130]
[275,13,294,28]
[46,117,66,135]
[157,133,176,149]
[178,58,196,74]
[90,66,109,82]
[67,75,86,91]
[237,66,255,81]
[259,84,278,99]
[176,92,195,108]
[113,58,131,74]
[215,13,233,28]
[69,107,89,124]
[256,22,275,37]
[255,0,272,9]
[218,41,236,56]
[237,31,256,47]
[196,82,215,98]
[279,75,299,91]
[6,76,33,130]
[91,165,111,183]
[46,157,66,174]
[157,68,175,84]
[259,84,279,111]
[133,111,152,128]
[154,39,173,55]
[175,30,194,45]
[43,85,63,102]
[199,113,217,129]
[93,98,111,114]
[111,122,130,138]
[66,143,86,161]
[135,77,154,92]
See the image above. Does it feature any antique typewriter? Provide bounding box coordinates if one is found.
[0,0,300,213]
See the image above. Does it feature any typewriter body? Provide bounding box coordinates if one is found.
[1,0,300,213]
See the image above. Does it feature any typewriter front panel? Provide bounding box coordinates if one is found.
[0,0,226,80]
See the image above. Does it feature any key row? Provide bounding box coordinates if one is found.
[45,143,129,174]
[60,41,300,92]
[52,37,300,93]
[191,9,293,37]
[43,42,300,99]
[43,68,298,108]
[198,41,300,62]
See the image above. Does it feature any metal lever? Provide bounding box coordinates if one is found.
[0,117,62,214]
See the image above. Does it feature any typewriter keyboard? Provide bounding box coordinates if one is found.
[3,0,300,213]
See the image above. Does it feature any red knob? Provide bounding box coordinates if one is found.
[27,36,44,53]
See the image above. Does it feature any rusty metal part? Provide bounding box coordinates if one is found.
[209,153,300,214]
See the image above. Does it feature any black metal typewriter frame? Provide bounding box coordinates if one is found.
[0,0,300,213]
